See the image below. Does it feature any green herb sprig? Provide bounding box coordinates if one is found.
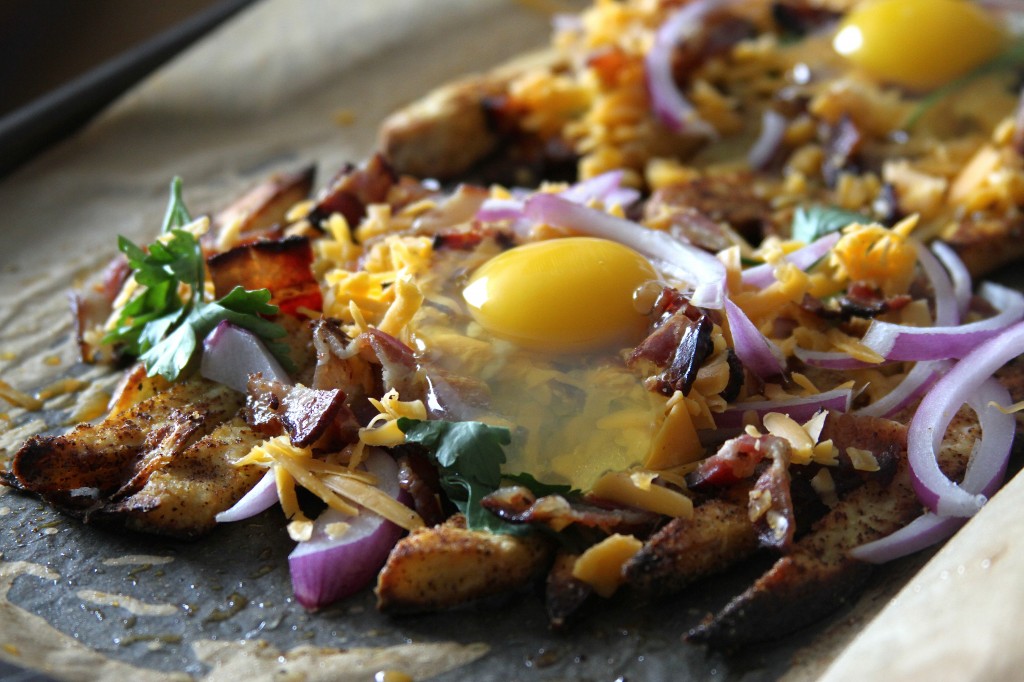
[397,418,577,535]
[791,204,870,243]
[103,177,292,381]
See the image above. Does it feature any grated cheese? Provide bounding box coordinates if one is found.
[846,446,881,472]
[571,533,643,598]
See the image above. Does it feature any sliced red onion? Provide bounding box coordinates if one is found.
[931,241,972,321]
[725,298,785,379]
[913,239,957,326]
[852,377,1014,562]
[908,321,1024,517]
[855,360,945,419]
[747,109,788,170]
[524,193,727,308]
[200,320,290,393]
[562,171,641,209]
[741,232,841,289]
[862,282,1024,362]
[215,469,278,522]
[289,448,408,610]
[850,509,965,564]
[477,197,525,222]
[793,346,874,371]
[476,172,640,223]
[560,170,626,204]
[645,0,722,136]
[713,387,853,429]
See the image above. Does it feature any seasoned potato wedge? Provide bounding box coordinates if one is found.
[376,515,552,612]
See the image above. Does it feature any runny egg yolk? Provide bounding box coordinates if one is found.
[462,237,658,353]
[832,0,1006,91]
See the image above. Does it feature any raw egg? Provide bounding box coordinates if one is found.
[832,0,1006,91]
[462,237,658,353]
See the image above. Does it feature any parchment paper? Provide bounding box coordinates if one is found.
[1,1,1022,680]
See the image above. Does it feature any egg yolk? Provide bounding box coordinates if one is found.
[833,0,1006,91]
[462,237,657,353]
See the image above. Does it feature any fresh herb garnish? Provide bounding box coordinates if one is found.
[397,417,575,535]
[791,204,868,243]
[905,37,1024,130]
[502,471,578,498]
[103,177,292,381]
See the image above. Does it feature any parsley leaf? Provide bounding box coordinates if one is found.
[103,178,292,382]
[791,205,868,243]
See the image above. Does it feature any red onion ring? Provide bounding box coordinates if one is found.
[476,171,640,223]
[288,448,409,610]
[645,0,722,137]
[476,197,526,222]
[855,360,945,419]
[725,298,785,378]
[215,469,278,523]
[747,109,788,170]
[852,377,1014,562]
[793,347,873,371]
[741,232,841,289]
[908,321,1024,517]
[914,240,958,326]
[524,193,727,308]
[713,387,853,429]
[862,282,1024,362]
[931,241,972,321]
[200,320,290,393]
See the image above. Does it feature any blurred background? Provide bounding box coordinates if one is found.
[0,0,254,177]
[0,0,225,117]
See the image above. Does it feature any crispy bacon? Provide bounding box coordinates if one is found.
[481,486,661,536]
[310,319,423,424]
[245,376,356,449]
[306,154,397,229]
[687,433,771,488]
[207,236,321,315]
[396,451,446,527]
[821,114,863,188]
[802,282,911,321]
[687,434,796,550]
[671,14,756,85]
[629,288,716,396]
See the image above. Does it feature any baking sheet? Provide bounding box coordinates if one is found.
[0,1,1021,680]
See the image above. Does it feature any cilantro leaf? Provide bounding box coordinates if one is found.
[103,178,292,382]
[791,205,868,243]
[398,418,535,535]
[502,472,578,498]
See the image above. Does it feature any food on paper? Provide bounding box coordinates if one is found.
[5,0,1024,650]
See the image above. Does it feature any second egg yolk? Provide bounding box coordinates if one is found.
[462,237,657,353]
[833,0,1006,91]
